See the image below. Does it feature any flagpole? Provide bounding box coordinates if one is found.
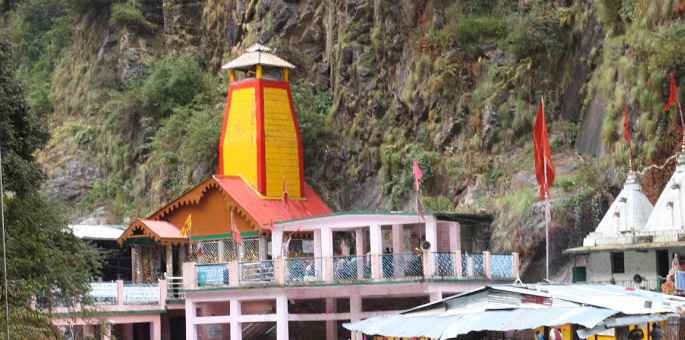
[0,145,9,340]
[544,157,550,281]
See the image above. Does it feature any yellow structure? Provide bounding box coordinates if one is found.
[219,44,303,198]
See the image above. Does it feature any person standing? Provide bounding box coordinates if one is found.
[650,323,665,340]
[535,330,544,340]
[628,325,644,340]
[550,327,562,340]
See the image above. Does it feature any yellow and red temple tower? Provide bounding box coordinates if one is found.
[219,43,304,199]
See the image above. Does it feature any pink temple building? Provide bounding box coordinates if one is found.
[49,45,519,340]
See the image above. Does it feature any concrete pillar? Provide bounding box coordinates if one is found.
[449,222,460,253]
[355,228,366,279]
[272,228,284,258]
[484,251,492,279]
[392,224,403,254]
[165,244,173,277]
[116,280,124,307]
[229,261,240,286]
[325,298,338,340]
[150,316,161,340]
[185,299,197,340]
[513,252,520,277]
[424,217,437,252]
[314,229,322,258]
[260,233,268,260]
[430,290,442,302]
[350,295,362,322]
[392,224,404,277]
[276,295,289,340]
[455,250,463,278]
[321,228,333,281]
[369,224,382,279]
[230,299,243,340]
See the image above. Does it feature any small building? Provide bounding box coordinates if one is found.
[49,44,520,340]
[566,152,685,292]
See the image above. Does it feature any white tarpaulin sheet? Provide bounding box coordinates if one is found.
[344,284,685,339]
[345,307,617,340]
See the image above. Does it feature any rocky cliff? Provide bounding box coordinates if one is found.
[6,0,685,281]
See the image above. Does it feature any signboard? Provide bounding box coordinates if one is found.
[123,285,160,304]
[197,264,228,285]
[207,325,222,339]
[89,282,117,299]
[303,240,314,254]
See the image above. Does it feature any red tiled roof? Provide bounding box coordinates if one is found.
[213,175,332,227]
[118,219,186,245]
[139,219,184,239]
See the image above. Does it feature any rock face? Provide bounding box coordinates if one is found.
[37,0,616,281]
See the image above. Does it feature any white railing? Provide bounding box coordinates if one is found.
[167,276,185,299]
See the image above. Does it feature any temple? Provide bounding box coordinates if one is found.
[48,44,519,340]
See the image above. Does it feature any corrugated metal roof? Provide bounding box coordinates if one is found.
[344,283,685,339]
[345,307,617,340]
[213,175,332,228]
[69,224,126,241]
[564,240,685,254]
[221,44,295,70]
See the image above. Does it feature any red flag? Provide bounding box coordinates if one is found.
[284,236,292,253]
[413,161,423,191]
[533,98,555,200]
[197,243,204,257]
[282,176,288,205]
[231,210,242,245]
[295,225,302,232]
[264,218,275,231]
[663,73,678,113]
[623,105,631,148]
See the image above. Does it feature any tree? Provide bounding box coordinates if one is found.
[0,31,49,196]
[0,32,103,339]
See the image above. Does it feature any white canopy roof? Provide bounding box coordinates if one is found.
[69,224,126,241]
[344,283,685,339]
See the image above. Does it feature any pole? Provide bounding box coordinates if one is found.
[544,156,550,281]
[0,145,9,340]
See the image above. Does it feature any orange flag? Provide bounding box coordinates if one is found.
[231,210,242,245]
[181,214,192,236]
[623,105,631,148]
[413,161,425,219]
[533,98,555,201]
[663,73,678,113]
[282,176,288,205]
[413,161,423,191]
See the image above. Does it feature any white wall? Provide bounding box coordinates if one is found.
[586,251,656,282]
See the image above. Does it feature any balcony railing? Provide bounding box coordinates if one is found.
[41,279,179,314]
[184,251,519,289]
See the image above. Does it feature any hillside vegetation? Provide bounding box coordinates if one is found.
[4,0,685,280]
